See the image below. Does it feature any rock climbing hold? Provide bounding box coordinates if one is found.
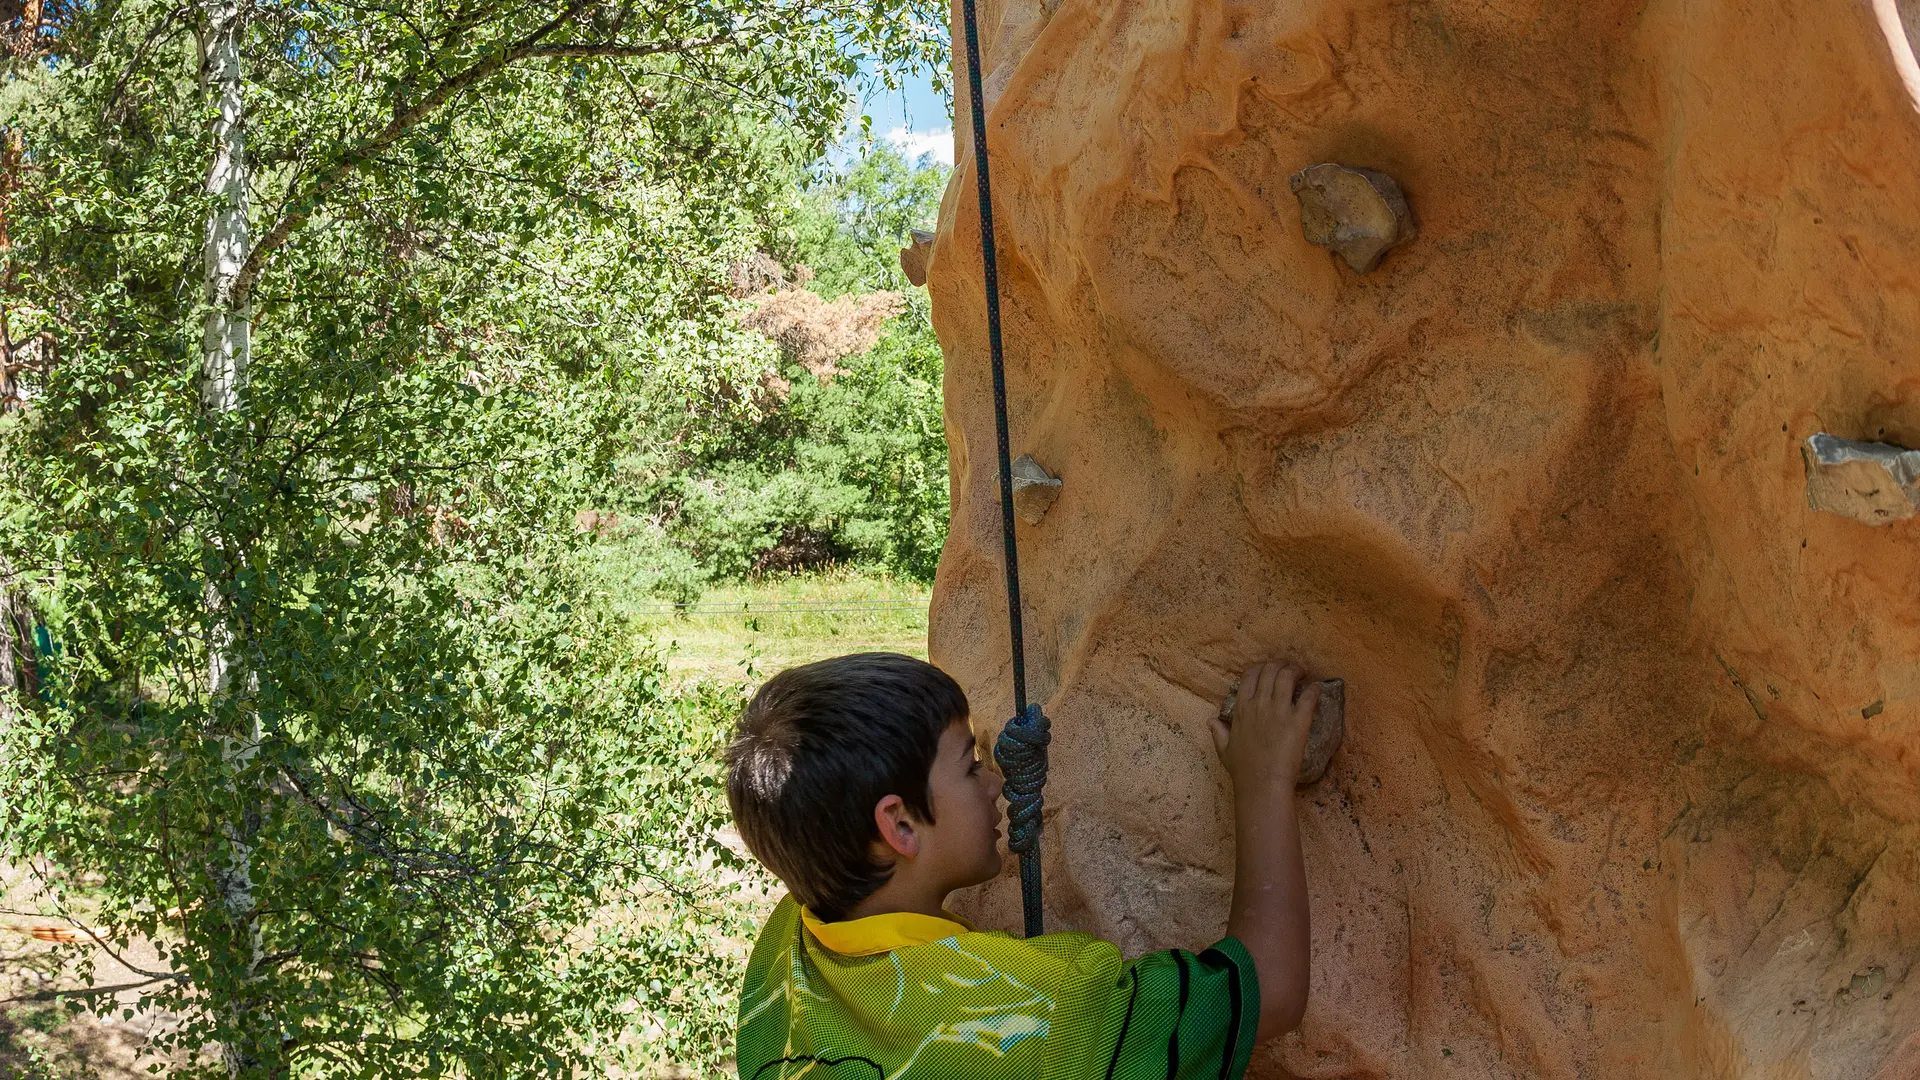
[899,229,936,287]
[1218,676,1346,787]
[1010,454,1062,525]
[1289,164,1415,273]
[1802,432,1920,524]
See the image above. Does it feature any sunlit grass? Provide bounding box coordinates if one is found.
[593,564,931,684]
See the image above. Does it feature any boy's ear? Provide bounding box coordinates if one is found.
[873,794,920,860]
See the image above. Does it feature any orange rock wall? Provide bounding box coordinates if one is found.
[925,1,1920,1076]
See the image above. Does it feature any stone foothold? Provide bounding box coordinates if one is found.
[1218,677,1346,787]
[899,229,936,287]
[1802,432,1920,524]
[1010,453,1063,525]
[1288,164,1415,273]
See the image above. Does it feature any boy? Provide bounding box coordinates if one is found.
[725,652,1316,1080]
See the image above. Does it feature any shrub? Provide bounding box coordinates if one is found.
[617,146,953,590]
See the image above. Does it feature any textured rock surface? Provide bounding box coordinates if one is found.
[900,229,936,288]
[925,1,1920,1076]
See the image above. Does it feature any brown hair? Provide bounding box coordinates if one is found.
[724,652,969,921]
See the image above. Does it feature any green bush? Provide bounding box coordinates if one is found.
[619,146,954,592]
[671,317,948,581]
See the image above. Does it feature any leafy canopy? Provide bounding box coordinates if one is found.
[0,1,942,1076]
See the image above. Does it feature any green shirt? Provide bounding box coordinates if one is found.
[736,896,1261,1080]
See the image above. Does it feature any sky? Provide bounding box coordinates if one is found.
[848,61,956,167]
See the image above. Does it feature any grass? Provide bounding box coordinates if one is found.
[594,563,931,684]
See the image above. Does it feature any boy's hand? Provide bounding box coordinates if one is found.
[1215,662,1319,1039]
[1211,662,1319,790]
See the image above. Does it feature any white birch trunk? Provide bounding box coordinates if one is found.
[197,2,265,1073]
[200,0,249,417]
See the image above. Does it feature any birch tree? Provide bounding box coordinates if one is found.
[195,4,269,1071]
[0,0,942,1075]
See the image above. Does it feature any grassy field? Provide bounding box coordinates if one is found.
[606,569,932,684]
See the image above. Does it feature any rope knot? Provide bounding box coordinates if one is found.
[994,704,1050,855]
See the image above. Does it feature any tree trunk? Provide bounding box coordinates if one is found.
[4,0,43,59]
[196,2,269,1074]
[0,561,34,713]
[0,0,41,703]
[2,126,28,413]
[200,0,249,418]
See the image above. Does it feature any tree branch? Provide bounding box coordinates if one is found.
[517,37,727,60]
[0,974,187,1005]
[230,10,733,303]
[98,3,191,126]
[72,916,183,983]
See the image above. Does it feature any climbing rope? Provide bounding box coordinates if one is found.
[996,702,1049,932]
[956,0,1049,938]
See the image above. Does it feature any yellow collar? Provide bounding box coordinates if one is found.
[800,906,976,957]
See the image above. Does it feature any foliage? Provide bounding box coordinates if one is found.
[779,142,953,298]
[0,1,937,1077]
[557,677,770,1078]
[671,318,949,583]
[620,145,953,595]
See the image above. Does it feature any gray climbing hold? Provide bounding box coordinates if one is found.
[1218,677,1346,787]
[899,229,936,287]
[1289,164,1415,274]
[1803,432,1920,524]
[1010,454,1062,525]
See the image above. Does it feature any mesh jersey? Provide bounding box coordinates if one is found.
[736,896,1260,1080]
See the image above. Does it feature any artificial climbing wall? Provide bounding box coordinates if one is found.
[924,1,1920,1076]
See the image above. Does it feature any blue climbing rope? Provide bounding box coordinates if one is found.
[957,0,1049,938]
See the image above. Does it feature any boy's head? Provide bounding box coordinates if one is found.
[725,653,1003,921]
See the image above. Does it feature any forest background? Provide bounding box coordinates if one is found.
[0,1,955,1077]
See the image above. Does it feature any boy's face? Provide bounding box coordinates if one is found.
[919,717,1005,893]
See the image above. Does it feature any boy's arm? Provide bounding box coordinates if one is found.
[1212,662,1317,1041]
